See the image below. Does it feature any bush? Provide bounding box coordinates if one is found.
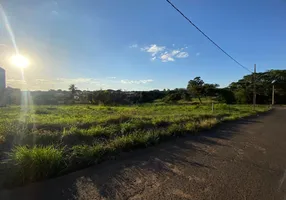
[199,118,219,129]
[163,93,182,103]
[9,146,65,184]
[71,144,106,165]
[109,130,160,151]
[234,89,249,104]
[166,124,185,136]
[184,122,198,132]
[217,89,236,104]
[120,119,153,134]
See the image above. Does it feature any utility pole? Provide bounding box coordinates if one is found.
[253,64,256,110]
[272,84,275,105]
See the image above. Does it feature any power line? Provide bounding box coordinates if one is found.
[166,0,253,73]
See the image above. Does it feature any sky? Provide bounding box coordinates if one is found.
[0,0,285,91]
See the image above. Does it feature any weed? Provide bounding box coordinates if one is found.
[35,109,50,115]
[71,144,106,165]
[0,104,270,187]
[166,124,186,136]
[199,118,219,129]
[184,122,198,132]
[151,118,170,127]
[8,146,65,184]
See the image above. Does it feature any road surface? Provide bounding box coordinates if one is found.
[1,107,286,200]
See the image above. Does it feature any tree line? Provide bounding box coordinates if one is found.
[5,69,286,105]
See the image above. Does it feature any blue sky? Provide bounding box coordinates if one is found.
[0,0,285,91]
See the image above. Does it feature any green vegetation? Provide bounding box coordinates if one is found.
[230,70,286,104]
[5,70,286,106]
[0,104,269,188]
[8,146,64,183]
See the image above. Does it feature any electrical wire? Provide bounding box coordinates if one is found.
[166,0,253,73]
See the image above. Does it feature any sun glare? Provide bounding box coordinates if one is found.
[10,54,30,68]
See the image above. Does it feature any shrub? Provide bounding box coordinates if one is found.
[166,124,186,136]
[9,146,65,184]
[216,89,236,104]
[120,119,153,134]
[199,118,219,129]
[151,118,170,127]
[120,122,138,134]
[110,135,135,151]
[80,126,108,136]
[163,93,182,103]
[184,122,198,132]
[109,130,159,151]
[71,144,106,165]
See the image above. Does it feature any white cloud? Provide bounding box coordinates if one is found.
[158,49,188,62]
[139,44,189,62]
[196,52,200,56]
[176,52,189,58]
[7,79,27,84]
[7,77,157,91]
[171,50,180,56]
[160,53,175,62]
[141,44,165,56]
[129,44,138,48]
[121,79,154,84]
[56,78,98,83]
[107,77,116,79]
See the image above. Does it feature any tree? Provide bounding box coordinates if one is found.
[69,84,77,95]
[187,77,205,103]
[204,83,219,97]
[228,70,286,104]
[216,88,236,104]
[163,92,182,103]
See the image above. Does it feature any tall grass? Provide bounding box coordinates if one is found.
[0,104,270,187]
[71,144,106,165]
[8,146,65,184]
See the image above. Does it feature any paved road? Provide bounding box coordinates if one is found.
[1,107,286,200]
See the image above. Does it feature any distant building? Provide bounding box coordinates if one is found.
[6,87,21,105]
[0,67,6,106]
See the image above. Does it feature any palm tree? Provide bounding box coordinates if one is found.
[69,84,77,97]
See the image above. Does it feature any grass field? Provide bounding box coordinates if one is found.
[0,104,269,188]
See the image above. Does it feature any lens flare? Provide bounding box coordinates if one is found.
[10,54,30,68]
[1,3,35,130]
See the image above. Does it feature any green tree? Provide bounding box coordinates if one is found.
[204,83,219,97]
[187,77,205,103]
[216,88,236,104]
[229,70,286,104]
[69,84,77,95]
[163,93,182,103]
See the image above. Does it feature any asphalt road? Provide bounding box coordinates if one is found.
[1,107,286,200]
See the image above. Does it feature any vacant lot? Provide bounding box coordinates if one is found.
[0,104,269,188]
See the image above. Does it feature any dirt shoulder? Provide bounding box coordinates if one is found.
[1,108,286,200]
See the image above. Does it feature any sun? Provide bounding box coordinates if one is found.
[10,54,30,68]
